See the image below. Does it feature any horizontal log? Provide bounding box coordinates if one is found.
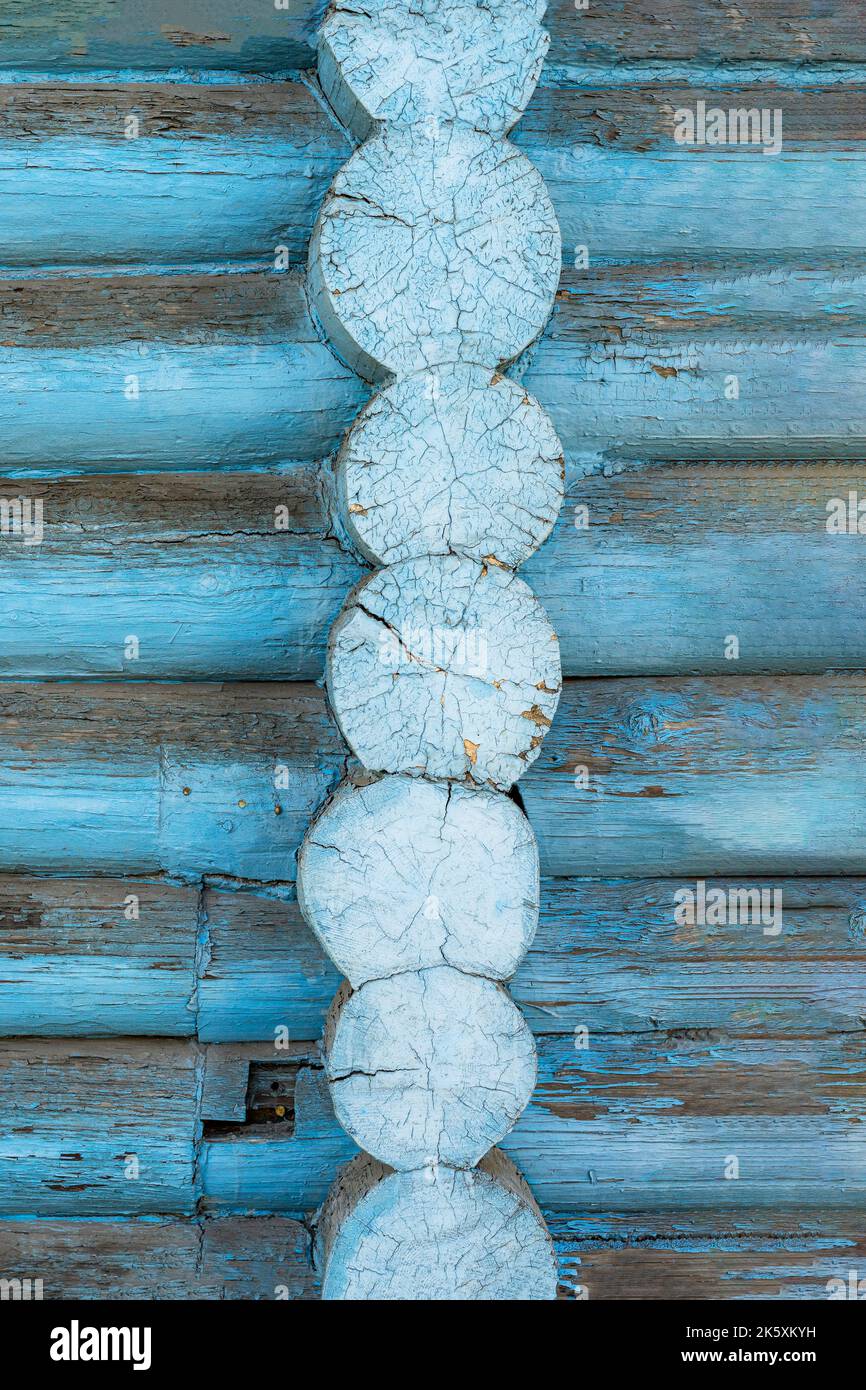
[1,1211,860,1300]
[550,1211,866,1301]
[0,1,324,73]
[528,674,866,877]
[0,83,349,269]
[2,877,863,1040]
[4,267,866,473]
[0,1039,198,1215]
[1,81,865,270]
[202,1033,866,1213]
[4,1035,864,1215]
[0,275,363,471]
[0,682,344,882]
[522,83,866,153]
[543,0,866,67]
[0,676,863,881]
[1,460,864,678]
[0,1216,316,1299]
[2,2,863,75]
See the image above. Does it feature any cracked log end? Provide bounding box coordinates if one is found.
[318,1149,558,1300]
[308,124,561,382]
[298,773,539,985]
[325,965,537,1170]
[326,555,562,789]
[338,364,564,567]
[318,0,549,143]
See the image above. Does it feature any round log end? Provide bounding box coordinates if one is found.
[318,0,549,142]
[326,966,537,1170]
[338,364,564,567]
[319,1150,558,1300]
[298,774,539,985]
[326,555,562,789]
[307,126,561,381]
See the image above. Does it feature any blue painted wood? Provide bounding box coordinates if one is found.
[2,876,861,1040]
[4,263,866,475]
[1,1,864,74]
[200,1034,866,1214]
[2,1209,861,1300]
[0,461,862,679]
[0,1,326,73]
[0,678,863,882]
[3,1032,863,1217]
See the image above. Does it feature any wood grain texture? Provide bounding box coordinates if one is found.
[0,1,325,73]
[2,2,864,74]
[0,676,861,881]
[3,81,866,272]
[203,1034,866,1214]
[2,1211,862,1300]
[3,1033,862,1216]
[0,1216,316,1299]
[5,263,866,475]
[543,1,866,67]
[0,461,863,679]
[4,876,862,1041]
[0,82,349,269]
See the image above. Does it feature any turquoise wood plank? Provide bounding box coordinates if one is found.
[0,461,863,679]
[0,677,862,882]
[4,264,866,474]
[0,1040,198,1216]
[0,1,325,73]
[2,82,866,269]
[2,876,861,1040]
[1,1,863,74]
[3,1033,862,1217]
[0,879,200,1037]
[0,79,350,268]
[0,1216,317,1300]
[527,674,866,878]
[200,1035,866,1214]
[2,1211,862,1300]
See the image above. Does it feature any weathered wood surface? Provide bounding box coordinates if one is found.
[318,1150,558,1301]
[2,1211,862,1300]
[550,1212,866,1301]
[0,1,326,73]
[7,1034,861,1216]
[0,83,349,269]
[4,877,863,1041]
[0,677,861,880]
[4,266,866,474]
[2,81,866,273]
[3,1,865,73]
[0,1040,199,1215]
[0,1216,317,1300]
[203,1033,866,1214]
[1,461,864,679]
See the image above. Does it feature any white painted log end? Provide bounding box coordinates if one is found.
[318,1150,558,1300]
[326,555,562,788]
[298,773,539,985]
[338,364,564,567]
[325,965,537,1170]
[318,0,549,143]
[308,125,561,381]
